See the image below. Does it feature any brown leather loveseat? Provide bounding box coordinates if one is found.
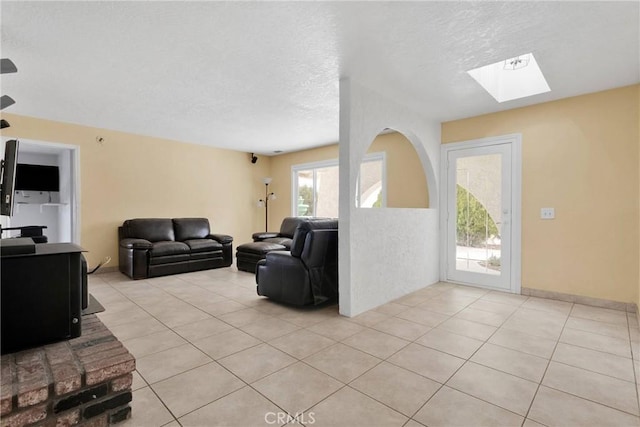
[118,218,233,279]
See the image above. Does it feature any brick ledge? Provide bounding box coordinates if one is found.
[0,315,135,427]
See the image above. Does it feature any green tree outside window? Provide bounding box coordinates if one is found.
[456,185,499,247]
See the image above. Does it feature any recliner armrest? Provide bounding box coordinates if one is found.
[208,234,233,244]
[119,238,153,250]
[264,250,297,263]
[253,232,280,241]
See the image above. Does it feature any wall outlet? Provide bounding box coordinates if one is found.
[541,207,555,220]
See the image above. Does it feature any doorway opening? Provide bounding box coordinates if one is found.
[1,138,80,244]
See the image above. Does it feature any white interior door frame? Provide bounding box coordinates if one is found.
[5,138,81,244]
[440,133,522,294]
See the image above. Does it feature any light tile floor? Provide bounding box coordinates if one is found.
[89,267,640,427]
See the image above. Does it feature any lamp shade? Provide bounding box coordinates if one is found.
[262,177,273,185]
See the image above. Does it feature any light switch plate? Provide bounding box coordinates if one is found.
[541,207,555,219]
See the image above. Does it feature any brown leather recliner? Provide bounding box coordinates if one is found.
[256,218,338,306]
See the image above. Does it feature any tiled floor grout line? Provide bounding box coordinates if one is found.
[451,317,637,384]
[182,315,329,421]
[551,331,633,358]
[562,321,634,339]
[569,314,632,327]
[521,302,573,425]
[96,275,271,423]
[172,358,292,424]
[349,306,456,425]
[249,286,508,424]
[92,274,640,426]
[97,279,190,426]
[630,312,640,416]
[108,284,257,357]
[254,313,427,425]
[110,274,302,426]
[100,274,415,425]
[443,298,528,423]
[152,274,360,426]
[244,326,406,426]
[548,358,636,383]
[539,382,640,418]
[403,296,529,424]
[310,290,524,424]
[150,360,241,423]
[124,276,340,367]
[293,295,470,425]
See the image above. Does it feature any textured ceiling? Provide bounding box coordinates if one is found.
[1,1,638,154]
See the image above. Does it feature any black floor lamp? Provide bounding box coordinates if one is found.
[258,177,276,232]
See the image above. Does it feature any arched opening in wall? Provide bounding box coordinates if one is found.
[357,129,430,209]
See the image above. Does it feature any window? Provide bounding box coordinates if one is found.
[292,153,385,217]
[356,153,385,208]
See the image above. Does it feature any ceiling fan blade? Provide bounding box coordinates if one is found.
[1,59,17,74]
[0,95,15,110]
[0,119,9,129]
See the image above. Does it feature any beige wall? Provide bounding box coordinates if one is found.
[443,85,640,304]
[374,132,429,209]
[0,113,270,268]
[269,131,429,231]
[269,144,338,232]
[4,86,637,305]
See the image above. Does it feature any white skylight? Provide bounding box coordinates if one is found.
[467,53,551,103]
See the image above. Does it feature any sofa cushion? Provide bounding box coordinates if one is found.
[190,251,223,261]
[237,241,286,255]
[149,253,190,265]
[125,219,175,242]
[290,219,338,257]
[262,237,293,249]
[184,239,223,253]
[173,218,211,241]
[150,241,190,257]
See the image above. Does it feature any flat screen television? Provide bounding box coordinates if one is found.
[1,139,19,216]
[15,163,60,192]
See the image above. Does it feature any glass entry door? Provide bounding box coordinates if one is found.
[446,143,512,290]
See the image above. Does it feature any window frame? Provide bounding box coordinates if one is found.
[291,152,386,217]
[356,152,386,208]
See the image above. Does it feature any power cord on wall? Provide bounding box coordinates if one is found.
[88,256,111,274]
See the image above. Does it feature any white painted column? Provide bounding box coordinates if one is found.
[338,79,441,317]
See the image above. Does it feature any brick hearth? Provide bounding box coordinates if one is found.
[0,315,135,427]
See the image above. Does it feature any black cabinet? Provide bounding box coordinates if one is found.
[1,242,87,354]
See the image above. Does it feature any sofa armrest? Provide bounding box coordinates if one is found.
[253,232,279,241]
[119,238,151,280]
[119,238,153,250]
[208,234,233,244]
